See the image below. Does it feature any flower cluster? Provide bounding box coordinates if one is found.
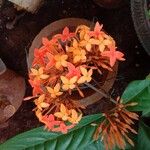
[94,97,139,150]
[29,22,125,133]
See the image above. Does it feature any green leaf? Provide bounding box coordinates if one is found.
[136,121,150,150]
[83,140,104,150]
[121,79,150,115]
[0,114,103,150]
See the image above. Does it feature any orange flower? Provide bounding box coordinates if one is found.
[54,104,70,121]
[45,52,55,70]
[89,21,103,38]
[52,122,75,134]
[94,99,139,150]
[66,62,81,79]
[54,54,68,69]
[68,109,82,124]
[61,76,77,91]
[77,67,93,84]
[54,27,75,42]
[28,79,43,96]
[34,94,50,110]
[30,67,49,80]
[41,114,61,130]
[33,48,46,66]
[42,37,57,48]
[101,44,125,67]
[46,83,63,98]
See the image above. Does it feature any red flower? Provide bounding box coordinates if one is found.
[54,27,75,42]
[42,37,57,47]
[66,62,81,79]
[45,52,55,70]
[32,48,46,66]
[52,122,75,134]
[89,22,103,38]
[101,44,125,67]
[41,37,57,54]
[29,79,43,96]
[42,114,61,130]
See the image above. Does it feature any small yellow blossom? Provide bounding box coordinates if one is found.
[77,67,93,84]
[75,25,90,40]
[34,94,50,110]
[61,76,77,90]
[96,35,114,52]
[54,104,70,121]
[79,34,99,51]
[46,83,63,98]
[30,67,49,80]
[54,54,68,69]
[73,49,86,64]
[66,39,78,52]
[68,109,82,124]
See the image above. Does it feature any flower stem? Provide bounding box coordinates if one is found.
[85,82,117,104]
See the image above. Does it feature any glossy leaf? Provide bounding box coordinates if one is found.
[0,114,103,150]
[121,79,150,115]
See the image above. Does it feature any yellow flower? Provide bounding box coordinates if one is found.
[35,109,42,121]
[73,49,86,64]
[66,39,79,53]
[54,104,70,121]
[61,76,77,91]
[79,34,99,51]
[68,109,82,124]
[54,54,68,69]
[30,67,49,80]
[77,67,93,84]
[75,25,90,40]
[34,94,50,110]
[96,34,114,52]
[46,83,63,98]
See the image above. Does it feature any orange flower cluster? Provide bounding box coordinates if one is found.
[29,22,125,133]
[94,98,139,150]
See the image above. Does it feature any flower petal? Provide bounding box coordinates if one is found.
[77,76,86,84]
[70,76,77,84]
[61,76,69,84]
[80,67,87,76]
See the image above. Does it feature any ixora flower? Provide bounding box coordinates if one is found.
[94,98,139,150]
[46,83,63,98]
[101,43,125,67]
[54,54,68,69]
[54,27,75,42]
[30,67,49,80]
[34,94,50,111]
[77,67,93,84]
[28,21,126,135]
[61,76,77,91]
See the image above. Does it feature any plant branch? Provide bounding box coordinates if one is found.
[85,82,117,104]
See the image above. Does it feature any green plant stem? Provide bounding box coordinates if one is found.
[85,82,117,104]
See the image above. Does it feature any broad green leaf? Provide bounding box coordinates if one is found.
[121,79,150,115]
[83,140,104,150]
[136,121,150,150]
[0,114,103,150]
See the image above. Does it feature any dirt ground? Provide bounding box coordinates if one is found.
[0,0,150,143]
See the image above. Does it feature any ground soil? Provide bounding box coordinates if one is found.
[0,0,150,143]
